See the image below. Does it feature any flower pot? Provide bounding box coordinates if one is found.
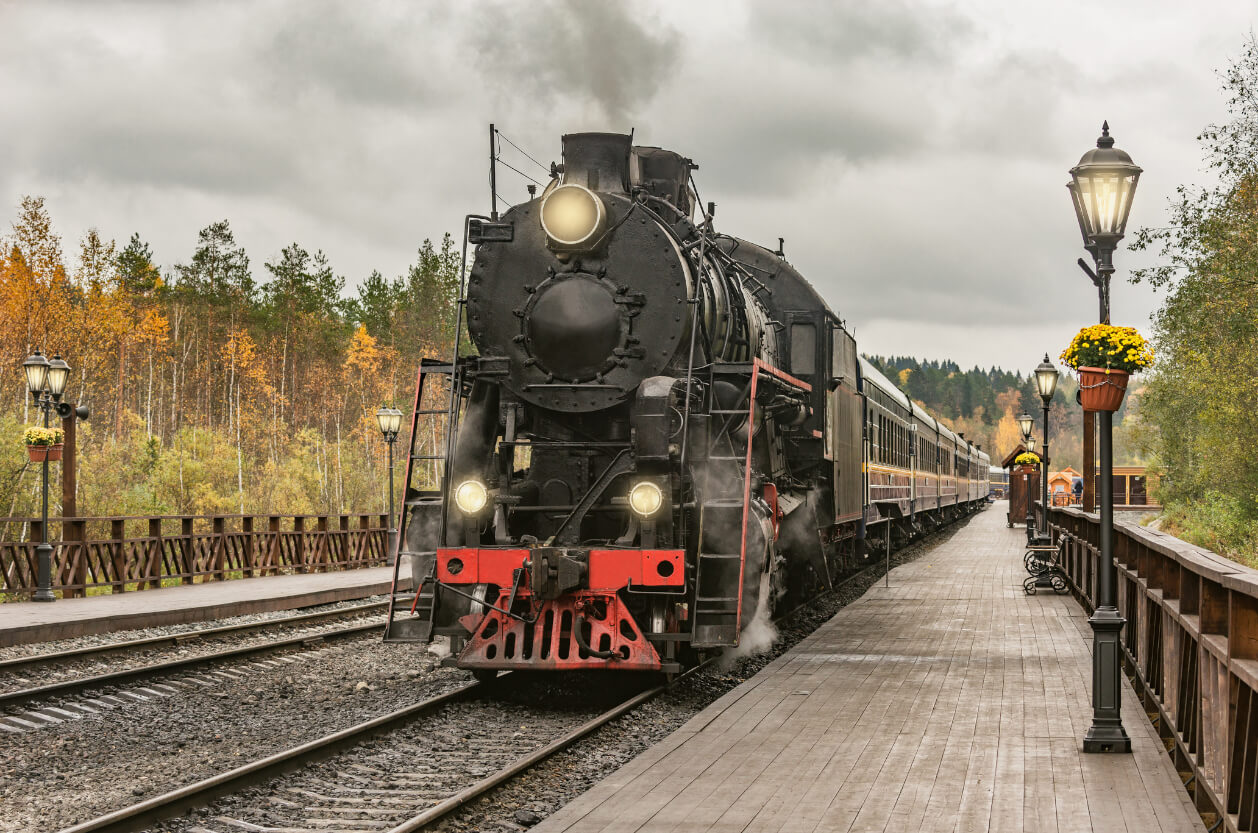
[1078,366,1130,412]
[27,444,62,463]
[1016,465,1036,474]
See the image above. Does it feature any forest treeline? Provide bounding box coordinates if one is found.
[1126,36,1258,563]
[1,197,459,521]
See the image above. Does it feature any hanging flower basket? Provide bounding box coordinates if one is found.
[1059,324,1153,414]
[1016,464,1037,475]
[24,426,65,462]
[27,443,63,463]
[1077,366,1130,412]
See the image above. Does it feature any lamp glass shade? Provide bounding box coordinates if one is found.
[1068,122,1142,242]
[375,406,391,435]
[1026,435,1037,453]
[387,407,404,434]
[1017,412,1034,438]
[46,355,70,399]
[22,351,49,395]
[1034,354,1058,403]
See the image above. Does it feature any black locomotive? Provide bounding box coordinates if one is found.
[384,132,989,674]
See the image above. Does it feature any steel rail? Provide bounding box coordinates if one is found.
[53,681,481,833]
[0,600,389,674]
[0,620,384,710]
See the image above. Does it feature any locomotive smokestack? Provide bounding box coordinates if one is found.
[562,133,632,193]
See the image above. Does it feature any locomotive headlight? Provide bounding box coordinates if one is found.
[453,480,489,515]
[540,183,606,248]
[628,481,664,517]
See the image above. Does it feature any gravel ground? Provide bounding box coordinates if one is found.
[147,674,654,833]
[0,601,388,693]
[0,634,462,833]
[0,595,389,662]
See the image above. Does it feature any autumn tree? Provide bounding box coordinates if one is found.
[1128,35,1258,560]
[0,194,469,527]
[171,221,253,431]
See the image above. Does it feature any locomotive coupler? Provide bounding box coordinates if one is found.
[529,547,588,600]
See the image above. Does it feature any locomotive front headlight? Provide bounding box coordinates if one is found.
[453,480,489,515]
[540,183,606,248]
[628,481,664,517]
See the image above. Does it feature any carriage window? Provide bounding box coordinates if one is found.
[790,323,816,376]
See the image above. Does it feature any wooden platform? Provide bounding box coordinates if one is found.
[536,504,1203,833]
[0,566,401,647]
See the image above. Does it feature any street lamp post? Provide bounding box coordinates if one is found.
[1069,122,1142,754]
[22,350,71,602]
[1023,433,1037,542]
[1017,411,1035,541]
[1033,354,1060,586]
[376,406,405,563]
[1034,355,1059,529]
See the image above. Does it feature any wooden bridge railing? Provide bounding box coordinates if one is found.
[0,513,389,600]
[1044,503,1258,831]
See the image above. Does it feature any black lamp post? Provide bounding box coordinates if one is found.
[1034,355,1058,529]
[376,406,404,562]
[1017,411,1035,540]
[1032,354,1060,584]
[23,350,71,602]
[1069,122,1141,754]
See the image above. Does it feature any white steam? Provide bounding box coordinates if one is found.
[427,634,452,660]
[720,572,779,668]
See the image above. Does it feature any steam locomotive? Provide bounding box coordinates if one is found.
[383,132,989,675]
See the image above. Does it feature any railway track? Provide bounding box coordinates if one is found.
[56,674,669,833]
[0,601,388,718]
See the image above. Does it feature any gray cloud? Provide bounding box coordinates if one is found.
[0,0,1253,373]
[749,0,975,66]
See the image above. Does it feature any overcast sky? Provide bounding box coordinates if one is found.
[3,0,1254,374]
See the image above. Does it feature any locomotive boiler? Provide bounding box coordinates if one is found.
[384,132,990,675]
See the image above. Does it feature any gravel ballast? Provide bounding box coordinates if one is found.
[0,635,460,833]
[0,595,389,663]
[0,601,388,694]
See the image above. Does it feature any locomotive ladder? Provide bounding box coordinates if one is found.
[691,359,811,648]
[384,358,458,643]
[690,361,761,647]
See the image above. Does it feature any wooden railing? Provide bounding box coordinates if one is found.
[0,513,389,600]
[1044,503,1258,832]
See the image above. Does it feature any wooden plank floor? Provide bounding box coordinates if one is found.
[0,565,400,646]
[535,504,1203,833]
